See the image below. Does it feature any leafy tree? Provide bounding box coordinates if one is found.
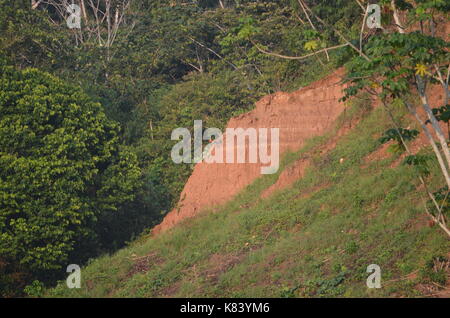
[0,61,141,292]
[342,1,450,236]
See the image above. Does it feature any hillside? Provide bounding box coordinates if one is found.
[153,69,347,234]
[1,1,449,299]
[48,73,450,297]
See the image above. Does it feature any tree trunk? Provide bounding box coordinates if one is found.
[416,77,450,173]
[80,0,88,21]
[31,0,42,9]
[385,102,447,229]
[391,0,405,33]
[405,101,450,190]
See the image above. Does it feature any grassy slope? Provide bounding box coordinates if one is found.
[48,98,449,298]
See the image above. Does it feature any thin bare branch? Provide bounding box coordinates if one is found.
[391,0,406,34]
[252,41,349,61]
[31,0,43,9]
[359,5,369,56]
[300,0,370,61]
[355,0,365,11]
[188,36,238,70]
[297,0,329,61]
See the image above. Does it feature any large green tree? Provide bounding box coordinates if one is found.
[0,61,141,292]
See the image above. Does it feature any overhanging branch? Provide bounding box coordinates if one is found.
[252,41,349,61]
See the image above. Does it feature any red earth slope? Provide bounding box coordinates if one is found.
[153,69,347,235]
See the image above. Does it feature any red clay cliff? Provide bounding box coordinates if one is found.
[153,69,347,235]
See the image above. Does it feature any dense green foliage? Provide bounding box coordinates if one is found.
[0,62,141,295]
[1,0,448,297]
